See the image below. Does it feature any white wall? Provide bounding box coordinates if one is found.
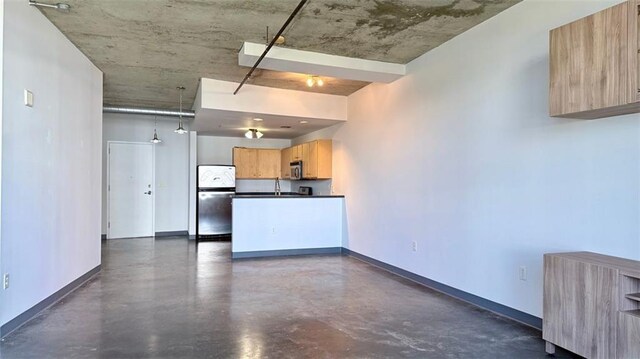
[314,0,640,318]
[197,135,292,192]
[1,0,103,327]
[102,113,190,234]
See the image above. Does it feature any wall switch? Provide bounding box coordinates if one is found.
[519,266,527,281]
[24,90,34,107]
[3,273,9,289]
[412,241,418,252]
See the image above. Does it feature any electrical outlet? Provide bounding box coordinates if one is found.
[3,273,9,289]
[519,266,527,281]
[412,241,418,252]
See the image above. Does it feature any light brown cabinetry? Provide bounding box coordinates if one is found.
[290,144,303,161]
[233,147,281,179]
[232,147,258,179]
[280,147,291,179]
[543,252,640,358]
[257,149,281,179]
[302,140,332,179]
[549,0,640,119]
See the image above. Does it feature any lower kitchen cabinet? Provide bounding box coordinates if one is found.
[233,147,281,179]
[543,252,640,358]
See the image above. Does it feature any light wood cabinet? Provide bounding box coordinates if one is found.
[280,147,291,179]
[233,147,258,179]
[233,147,280,179]
[302,140,331,179]
[543,252,640,358]
[549,0,640,119]
[281,139,332,180]
[257,149,280,179]
[291,144,303,161]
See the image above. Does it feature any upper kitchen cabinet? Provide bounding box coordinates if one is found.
[291,144,303,161]
[280,147,291,179]
[301,140,332,179]
[549,0,640,119]
[233,147,258,178]
[233,147,281,179]
[257,149,281,179]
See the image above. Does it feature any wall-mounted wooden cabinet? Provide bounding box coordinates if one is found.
[549,0,640,119]
[235,140,332,180]
[233,147,280,179]
[280,147,291,179]
[302,140,332,179]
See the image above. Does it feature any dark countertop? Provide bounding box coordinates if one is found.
[232,192,344,199]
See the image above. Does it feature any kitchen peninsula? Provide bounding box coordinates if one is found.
[231,194,345,259]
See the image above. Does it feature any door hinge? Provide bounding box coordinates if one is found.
[108,222,110,228]
[108,185,110,191]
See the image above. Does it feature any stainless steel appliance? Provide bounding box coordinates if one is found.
[290,161,302,180]
[298,186,312,196]
[197,165,235,239]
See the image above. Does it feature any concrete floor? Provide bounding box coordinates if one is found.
[0,237,578,358]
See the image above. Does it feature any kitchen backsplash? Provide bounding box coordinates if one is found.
[236,179,292,193]
[291,180,332,196]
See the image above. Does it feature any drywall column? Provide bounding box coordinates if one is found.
[0,0,4,320]
[188,131,197,237]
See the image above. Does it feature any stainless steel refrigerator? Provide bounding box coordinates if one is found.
[196,165,235,239]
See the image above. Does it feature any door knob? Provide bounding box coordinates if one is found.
[144,191,152,195]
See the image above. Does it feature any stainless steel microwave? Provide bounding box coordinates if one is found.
[290,161,302,180]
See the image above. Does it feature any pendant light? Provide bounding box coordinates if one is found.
[245,128,263,139]
[174,86,187,134]
[150,116,162,144]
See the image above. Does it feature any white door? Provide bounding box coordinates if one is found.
[108,142,154,239]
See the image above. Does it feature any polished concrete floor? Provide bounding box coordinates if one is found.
[0,237,578,358]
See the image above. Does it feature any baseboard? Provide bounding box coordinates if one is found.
[233,247,342,259]
[1,265,101,338]
[154,230,189,238]
[341,248,542,330]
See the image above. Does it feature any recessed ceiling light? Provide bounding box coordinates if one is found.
[254,118,263,121]
[300,120,308,124]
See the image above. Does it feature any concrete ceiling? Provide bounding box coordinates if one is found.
[38,0,520,109]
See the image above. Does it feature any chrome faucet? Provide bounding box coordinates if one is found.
[275,177,281,196]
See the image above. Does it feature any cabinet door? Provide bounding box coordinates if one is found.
[549,1,630,117]
[543,255,618,359]
[291,145,300,161]
[316,140,332,179]
[281,147,291,179]
[302,141,318,178]
[257,149,280,179]
[233,148,258,179]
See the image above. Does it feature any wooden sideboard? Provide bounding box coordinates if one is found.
[543,252,640,358]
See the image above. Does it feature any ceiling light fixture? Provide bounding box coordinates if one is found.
[174,86,187,134]
[28,0,71,12]
[150,116,162,144]
[306,75,324,87]
[245,128,263,139]
[254,118,263,122]
[300,120,308,124]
